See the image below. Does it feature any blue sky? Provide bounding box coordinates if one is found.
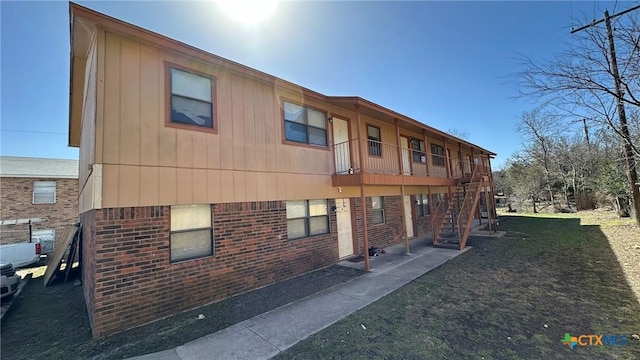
[0,1,627,169]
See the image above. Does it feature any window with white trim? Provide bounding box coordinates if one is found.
[371,196,385,224]
[286,200,329,240]
[283,101,327,146]
[33,181,56,204]
[169,67,214,129]
[367,125,382,156]
[170,204,213,262]
[411,139,426,163]
[416,194,430,216]
[431,144,445,166]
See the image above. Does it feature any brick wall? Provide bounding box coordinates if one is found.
[413,195,433,237]
[80,210,96,331]
[353,196,405,255]
[82,200,339,337]
[0,177,78,249]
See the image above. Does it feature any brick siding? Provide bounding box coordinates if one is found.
[81,200,338,337]
[0,177,78,250]
[353,196,405,255]
[413,195,433,237]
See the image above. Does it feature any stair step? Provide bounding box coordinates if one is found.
[435,243,460,250]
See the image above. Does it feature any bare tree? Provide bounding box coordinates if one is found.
[518,108,560,206]
[512,7,640,223]
[447,128,470,140]
[506,154,546,213]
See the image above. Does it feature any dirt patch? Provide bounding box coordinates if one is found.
[0,264,365,360]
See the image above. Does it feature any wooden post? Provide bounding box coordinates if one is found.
[355,104,370,271]
[394,119,403,175]
[487,156,497,231]
[470,148,475,174]
[423,130,430,177]
[360,184,370,271]
[458,142,462,177]
[486,183,493,234]
[443,136,450,178]
[401,184,410,254]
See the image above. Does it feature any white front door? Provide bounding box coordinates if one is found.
[400,137,411,175]
[336,198,354,258]
[403,195,414,238]
[333,118,351,174]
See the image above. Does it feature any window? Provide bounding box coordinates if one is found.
[411,139,426,163]
[431,193,443,210]
[169,67,214,129]
[32,229,55,253]
[33,181,56,204]
[170,205,213,262]
[371,196,385,224]
[283,101,327,146]
[367,125,382,156]
[286,200,330,239]
[431,144,445,166]
[416,194,430,216]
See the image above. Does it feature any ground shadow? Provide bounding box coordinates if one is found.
[0,264,365,360]
[275,214,640,360]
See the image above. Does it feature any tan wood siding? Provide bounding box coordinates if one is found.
[94,31,348,208]
[89,30,491,209]
[78,32,98,214]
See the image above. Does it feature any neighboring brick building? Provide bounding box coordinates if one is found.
[69,4,496,337]
[0,156,79,251]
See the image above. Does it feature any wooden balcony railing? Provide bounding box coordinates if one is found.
[333,138,490,180]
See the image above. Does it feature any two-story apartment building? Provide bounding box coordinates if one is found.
[0,156,79,251]
[69,3,496,337]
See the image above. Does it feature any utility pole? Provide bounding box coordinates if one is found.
[582,118,590,145]
[572,5,640,225]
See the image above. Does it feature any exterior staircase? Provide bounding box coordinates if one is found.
[431,166,486,250]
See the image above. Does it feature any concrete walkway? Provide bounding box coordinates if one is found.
[129,237,469,360]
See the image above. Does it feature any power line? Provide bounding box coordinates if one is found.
[571,4,640,33]
[1,129,67,135]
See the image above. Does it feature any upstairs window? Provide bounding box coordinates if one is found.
[33,181,56,204]
[416,194,430,216]
[283,101,327,146]
[367,125,382,156]
[411,139,426,163]
[431,144,445,166]
[168,66,215,130]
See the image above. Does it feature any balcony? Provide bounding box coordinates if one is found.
[332,138,490,187]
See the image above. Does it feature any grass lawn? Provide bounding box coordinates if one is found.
[1,212,639,359]
[276,212,640,360]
